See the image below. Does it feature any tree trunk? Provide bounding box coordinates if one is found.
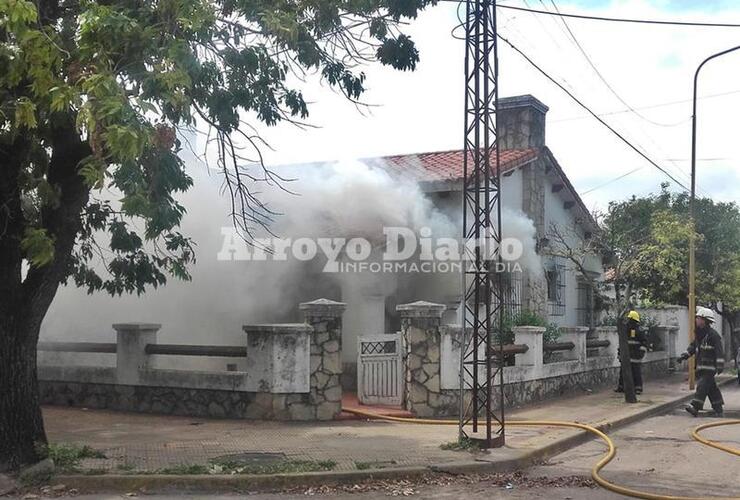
[617,315,637,403]
[614,280,637,403]
[0,116,90,472]
[0,318,47,472]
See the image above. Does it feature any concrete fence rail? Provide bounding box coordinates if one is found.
[37,298,679,421]
[402,301,679,418]
[37,298,347,422]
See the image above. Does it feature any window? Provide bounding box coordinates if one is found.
[576,278,594,326]
[545,258,566,316]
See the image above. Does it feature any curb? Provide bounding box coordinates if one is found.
[53,378,736,494]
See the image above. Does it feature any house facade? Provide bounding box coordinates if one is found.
[337,95,603,383]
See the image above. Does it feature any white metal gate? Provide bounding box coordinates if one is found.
[357,333,404,406]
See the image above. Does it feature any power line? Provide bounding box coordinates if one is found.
[530,3,704,192]
[497,33,690,191]
[581,167,645,195]
[542,0,699,190]
[496,4,740,28]
[545,0,677,128]
[550,90,740,122]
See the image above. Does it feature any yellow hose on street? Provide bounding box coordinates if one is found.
[691,420,740,457]
[342,407,740,500]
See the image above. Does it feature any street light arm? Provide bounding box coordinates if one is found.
[688,43,740,390]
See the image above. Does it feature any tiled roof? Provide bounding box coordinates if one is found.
[368,148,538,182]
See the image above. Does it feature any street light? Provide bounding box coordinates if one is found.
[689,44,740,389]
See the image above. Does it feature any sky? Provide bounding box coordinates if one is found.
[240,0,740,211]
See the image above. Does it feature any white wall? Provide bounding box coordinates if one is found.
[641,305,724,354]
[501,168,524,211]
[543,176,594,327]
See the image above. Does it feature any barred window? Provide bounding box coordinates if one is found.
[546,258,566,316]
[576,278,594,326]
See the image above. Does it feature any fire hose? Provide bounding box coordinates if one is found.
[341,407,740,500]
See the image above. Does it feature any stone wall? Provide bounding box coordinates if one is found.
[301,298,346,420]
[38,298,346,421]
[398,301,461,417]
[410,312,677,417]
[38,380,314,420]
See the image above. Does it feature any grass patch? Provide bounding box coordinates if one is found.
[152,459,337,476]
[116,463,136,472]
[440,437,481,452]
[158,464,210,475]
[210,458,336,475]
[354,460,397,470]
[44,444,106,472]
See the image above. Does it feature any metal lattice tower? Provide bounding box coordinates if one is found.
[458,0,505,449]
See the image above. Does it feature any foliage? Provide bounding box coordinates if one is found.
[498,309,559,345]
[354,460,397,470]
[440,437,480,452]
[0,0,435,471]
[155,458,336,475]
[598,313,617,327]
[0,0,434,298]
[639,313,662,351]
[601,184,740,317]
[41,443,106,472]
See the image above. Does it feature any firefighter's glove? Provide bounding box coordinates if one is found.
[679,352,689,361]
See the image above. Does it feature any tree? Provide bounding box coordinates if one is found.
[548,201,695,403]
[603,185,740,351]
[0,0,433,471]
[546,222,600,330]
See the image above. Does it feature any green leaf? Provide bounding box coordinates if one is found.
[21,228,55,267]
[14,97,37,128]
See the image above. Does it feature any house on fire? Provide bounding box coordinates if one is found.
[334,95,604,380]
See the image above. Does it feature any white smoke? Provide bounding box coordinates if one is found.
[40,157,542,370]
[501,206,543,278]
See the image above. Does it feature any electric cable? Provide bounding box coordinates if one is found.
[538,0,700,191]
[581,166,645,195]
[496,33,691,192]
[496,3,740,28]
[551,90,740,123]
[438,0,740,28]
[545,0,679,128]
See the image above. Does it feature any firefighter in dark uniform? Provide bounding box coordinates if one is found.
[615,310,648,394]
[681,306,725,418]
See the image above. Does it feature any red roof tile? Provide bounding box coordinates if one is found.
[369,148,538,182]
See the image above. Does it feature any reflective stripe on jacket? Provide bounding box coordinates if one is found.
[683,326,725,374]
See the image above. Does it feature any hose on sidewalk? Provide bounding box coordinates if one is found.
[341,407,740,500]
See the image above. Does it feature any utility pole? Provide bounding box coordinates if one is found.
[458,0,505,449]
[689,44,740,390]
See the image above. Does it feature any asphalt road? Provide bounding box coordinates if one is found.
[17,385,740,500]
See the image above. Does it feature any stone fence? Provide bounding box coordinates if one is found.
[37,298,346,421]
[398,301,680,417]
[38,297,681,422]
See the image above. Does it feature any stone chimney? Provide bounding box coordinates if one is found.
[497,95,548,150]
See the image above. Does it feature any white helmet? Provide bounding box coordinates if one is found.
[696,306,715,323]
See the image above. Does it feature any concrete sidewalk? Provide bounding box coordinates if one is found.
[40,374,736,492]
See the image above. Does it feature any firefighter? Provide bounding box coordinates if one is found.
[615,310,648,395]
[681,306,725,418]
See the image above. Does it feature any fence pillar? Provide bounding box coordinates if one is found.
[397,301,446,417]
[113,323,161,385]
[559,326,589,362]
[300,298,347,420]
[513,326,544,368]
[595,326,619,363]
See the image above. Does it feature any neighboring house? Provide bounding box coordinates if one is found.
[336,95,604,380]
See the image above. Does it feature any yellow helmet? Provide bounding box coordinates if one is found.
[627,310,640,322]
